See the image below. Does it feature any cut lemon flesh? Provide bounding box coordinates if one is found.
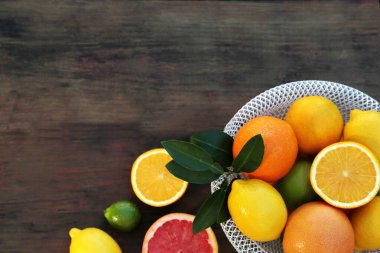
[310,142,380,209]
[131,148,188,207]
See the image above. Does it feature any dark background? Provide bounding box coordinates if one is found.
[0,1,379,252]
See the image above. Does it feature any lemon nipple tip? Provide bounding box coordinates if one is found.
[69,228,81,239]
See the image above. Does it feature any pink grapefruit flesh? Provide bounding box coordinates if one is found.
[142,213,218,253]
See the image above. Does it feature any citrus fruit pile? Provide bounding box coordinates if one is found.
[229,96,380,252]
[69,147,218,253]
[68,93,380,253]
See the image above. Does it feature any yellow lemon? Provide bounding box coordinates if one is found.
[228,179,287,242]
[350,196,380,251]
[344,109,380,161]
[285,96,343,154]
[69,227,122,253]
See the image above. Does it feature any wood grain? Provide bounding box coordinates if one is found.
[0,1,379,252]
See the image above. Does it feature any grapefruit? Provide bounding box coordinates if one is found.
[282,201,355,253]
[142,213,218,253]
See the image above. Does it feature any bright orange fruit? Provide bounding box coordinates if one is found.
[232,116,298,182]
[310,142,380,209]
[282,201,355,253]
[131,148,188,207]
[285,96,343,154]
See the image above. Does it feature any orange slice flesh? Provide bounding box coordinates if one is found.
[310,142,380,209]
[131,148,188,207]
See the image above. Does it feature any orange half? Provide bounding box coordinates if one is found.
[131,148,188,207]
[310,142,380,209]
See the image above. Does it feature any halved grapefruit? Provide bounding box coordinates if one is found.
[142,213,218,253]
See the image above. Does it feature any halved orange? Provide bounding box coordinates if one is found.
[310,141,380,209]
[131,148,188,207]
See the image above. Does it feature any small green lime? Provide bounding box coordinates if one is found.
[275,160,317,211]
[104,200,141,232]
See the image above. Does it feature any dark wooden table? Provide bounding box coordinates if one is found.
[1,1,379,252]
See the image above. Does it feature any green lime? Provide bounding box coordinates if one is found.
[275,160,317,211]
[104,200,141,232]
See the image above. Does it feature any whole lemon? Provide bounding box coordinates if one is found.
[69,227,122,253]
[344,109,380,161]
[350,196,380,251]
[285,96,343,154]
[228,179,287,242]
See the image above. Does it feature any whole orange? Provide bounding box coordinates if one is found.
[282,201,355,253]
[232,116,298,182]
[285,96,343,154]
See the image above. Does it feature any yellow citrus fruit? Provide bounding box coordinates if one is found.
[344,109,380,161]
[228,179,287,242]
[69,227,122,253]
[350,196,380,251]
[285,96,343,154]
[310,141,380,209]
[131,148,188,207]
[232,116,298,182]
[283,201,355,253]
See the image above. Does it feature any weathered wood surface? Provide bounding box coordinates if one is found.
[0,1,379,252]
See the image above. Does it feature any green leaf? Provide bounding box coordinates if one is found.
[190,131,233,167]
[166,161,220,184]
[209,162,224,174]
[217,179,231,223]
[192,187,226,234]
[161,140,224,174]
[216,179,231,224]
[217,200,230,224]
[232,134,264,173]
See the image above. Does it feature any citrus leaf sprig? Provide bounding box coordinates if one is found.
[193,178,230,234]
[190,131,233,167]
[166,161,220,184]
[162,140,225,175]
[161,131,264,235]
[232,135,264,173]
